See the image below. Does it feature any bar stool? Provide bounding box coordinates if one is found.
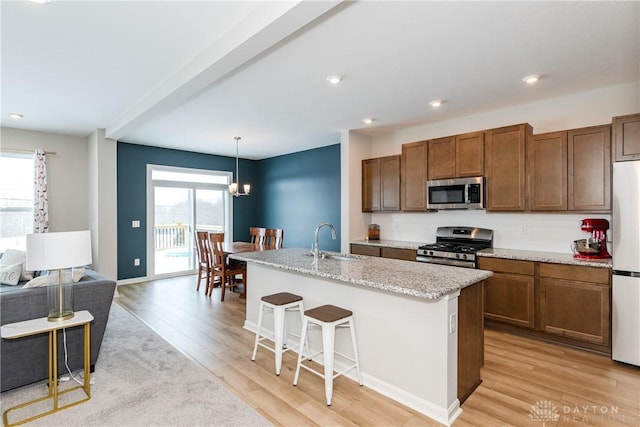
[293,304,363,405]
[252,292,305,376]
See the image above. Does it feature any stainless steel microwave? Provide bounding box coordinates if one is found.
[426,176,485,210]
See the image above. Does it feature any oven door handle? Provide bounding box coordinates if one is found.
[416,255,475,268]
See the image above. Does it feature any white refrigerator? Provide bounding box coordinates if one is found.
[612,161,640,366]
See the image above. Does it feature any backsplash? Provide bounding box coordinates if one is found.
[371,211,613,254]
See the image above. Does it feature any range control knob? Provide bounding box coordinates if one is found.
[455,254,460,259]
[428,251,434,256]
[462,254,467,260]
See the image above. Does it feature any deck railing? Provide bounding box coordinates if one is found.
[154,224,189,250]
[154,224,225,251]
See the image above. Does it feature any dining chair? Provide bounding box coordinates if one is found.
[194,231,212,292]
[208,232,247,301]
[265,228,284,249]
[250,227,267,245]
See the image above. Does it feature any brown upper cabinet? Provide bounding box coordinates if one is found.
[427,137,454,180]
[529,125,611,212]
[567,125,611,212]
[613,113,640,162]
[427,132,484,180]
[485,124,532,211]
[362,155,401,212]
[401,141,428,211]
[362,158,380,211]
[455,131,485,177]
[528,131,568,211]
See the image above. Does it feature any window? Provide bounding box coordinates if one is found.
[0,153,34,252]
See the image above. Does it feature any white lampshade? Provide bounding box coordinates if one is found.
[26,230,92,271]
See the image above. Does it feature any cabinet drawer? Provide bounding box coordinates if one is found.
[477,258,534,275]
[538,263,610,285]
[350,244,381,257]
[381,247,416,261]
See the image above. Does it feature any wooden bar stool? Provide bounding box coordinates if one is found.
[252,292,306,376]
[293,304,363,405]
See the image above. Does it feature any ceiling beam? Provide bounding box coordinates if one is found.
[105,0,343,141]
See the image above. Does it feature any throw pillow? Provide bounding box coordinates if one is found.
[0,263,22,286]
[0,249,34,281]
[22,267,86,288]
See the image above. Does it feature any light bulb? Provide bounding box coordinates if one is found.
[522,74,540,84]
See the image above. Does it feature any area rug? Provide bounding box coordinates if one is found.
[0,302,271,426]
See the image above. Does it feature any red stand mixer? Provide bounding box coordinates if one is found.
[572,218,611,259]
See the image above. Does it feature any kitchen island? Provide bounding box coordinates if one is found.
[230,248,492,426]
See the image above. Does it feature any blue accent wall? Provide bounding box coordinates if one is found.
[117,142,259,280]
[116,142,340,280]
[258,144,341,252]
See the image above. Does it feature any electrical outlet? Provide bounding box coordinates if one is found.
[449,313,456,334]
[132,220,140,228]
[134,258,140,266]
[520,225,528,235]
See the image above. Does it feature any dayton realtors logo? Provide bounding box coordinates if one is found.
[529,400,560,425]
[529,400,634,425]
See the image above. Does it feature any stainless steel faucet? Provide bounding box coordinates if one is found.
[313,222,337,261]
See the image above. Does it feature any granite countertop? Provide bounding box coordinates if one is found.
[477,248,613,269]
[350,240,427,250]
[230,248,492,300]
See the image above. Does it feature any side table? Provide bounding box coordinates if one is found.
[1,310,94,426]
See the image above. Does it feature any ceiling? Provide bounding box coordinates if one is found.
[2,1,638,160]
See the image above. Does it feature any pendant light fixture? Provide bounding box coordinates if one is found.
[229,136,250,197]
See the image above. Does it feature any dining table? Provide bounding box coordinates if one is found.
[222,242,273,299]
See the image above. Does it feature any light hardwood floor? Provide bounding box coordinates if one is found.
[116,276,639,427]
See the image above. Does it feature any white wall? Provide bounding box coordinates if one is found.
[1,127,90,233]
[341,130,373,252]
[370,82,640,156]
[88,129,118,280]
[349,82,639,253]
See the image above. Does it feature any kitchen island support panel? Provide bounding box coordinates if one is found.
[244,263,479,426]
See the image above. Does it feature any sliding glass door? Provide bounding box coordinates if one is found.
[148,165,232,278]
[153,186,191,275]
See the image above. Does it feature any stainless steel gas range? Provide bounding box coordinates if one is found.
[416,226,493,268]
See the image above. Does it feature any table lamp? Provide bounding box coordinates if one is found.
[26,230,92,322]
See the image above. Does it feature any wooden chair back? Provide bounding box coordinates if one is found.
[195,231,212,292]
[208,232,247,301]
[266,228,284,249]
[208,232,226,268]
[250,227,267,245]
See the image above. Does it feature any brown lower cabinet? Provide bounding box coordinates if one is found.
[350,244,381,257]
[457,280,484,404]
[481,258,535,329]
[537,263,610,346]
[350,244,416,261]
[478,257,611,354]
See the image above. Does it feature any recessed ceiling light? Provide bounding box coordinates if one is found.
[326,75,343,85]
[362,118,375,125]
[522,74,541,84]
[429,100,443,108]
[30,0,53,4]
[9,113,23,119]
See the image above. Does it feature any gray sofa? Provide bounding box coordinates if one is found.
[0,270,116,392]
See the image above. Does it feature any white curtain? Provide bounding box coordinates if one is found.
[33,149,49,233]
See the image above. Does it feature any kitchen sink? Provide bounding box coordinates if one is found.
[303,252,361,261]
[323,254,358,261]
